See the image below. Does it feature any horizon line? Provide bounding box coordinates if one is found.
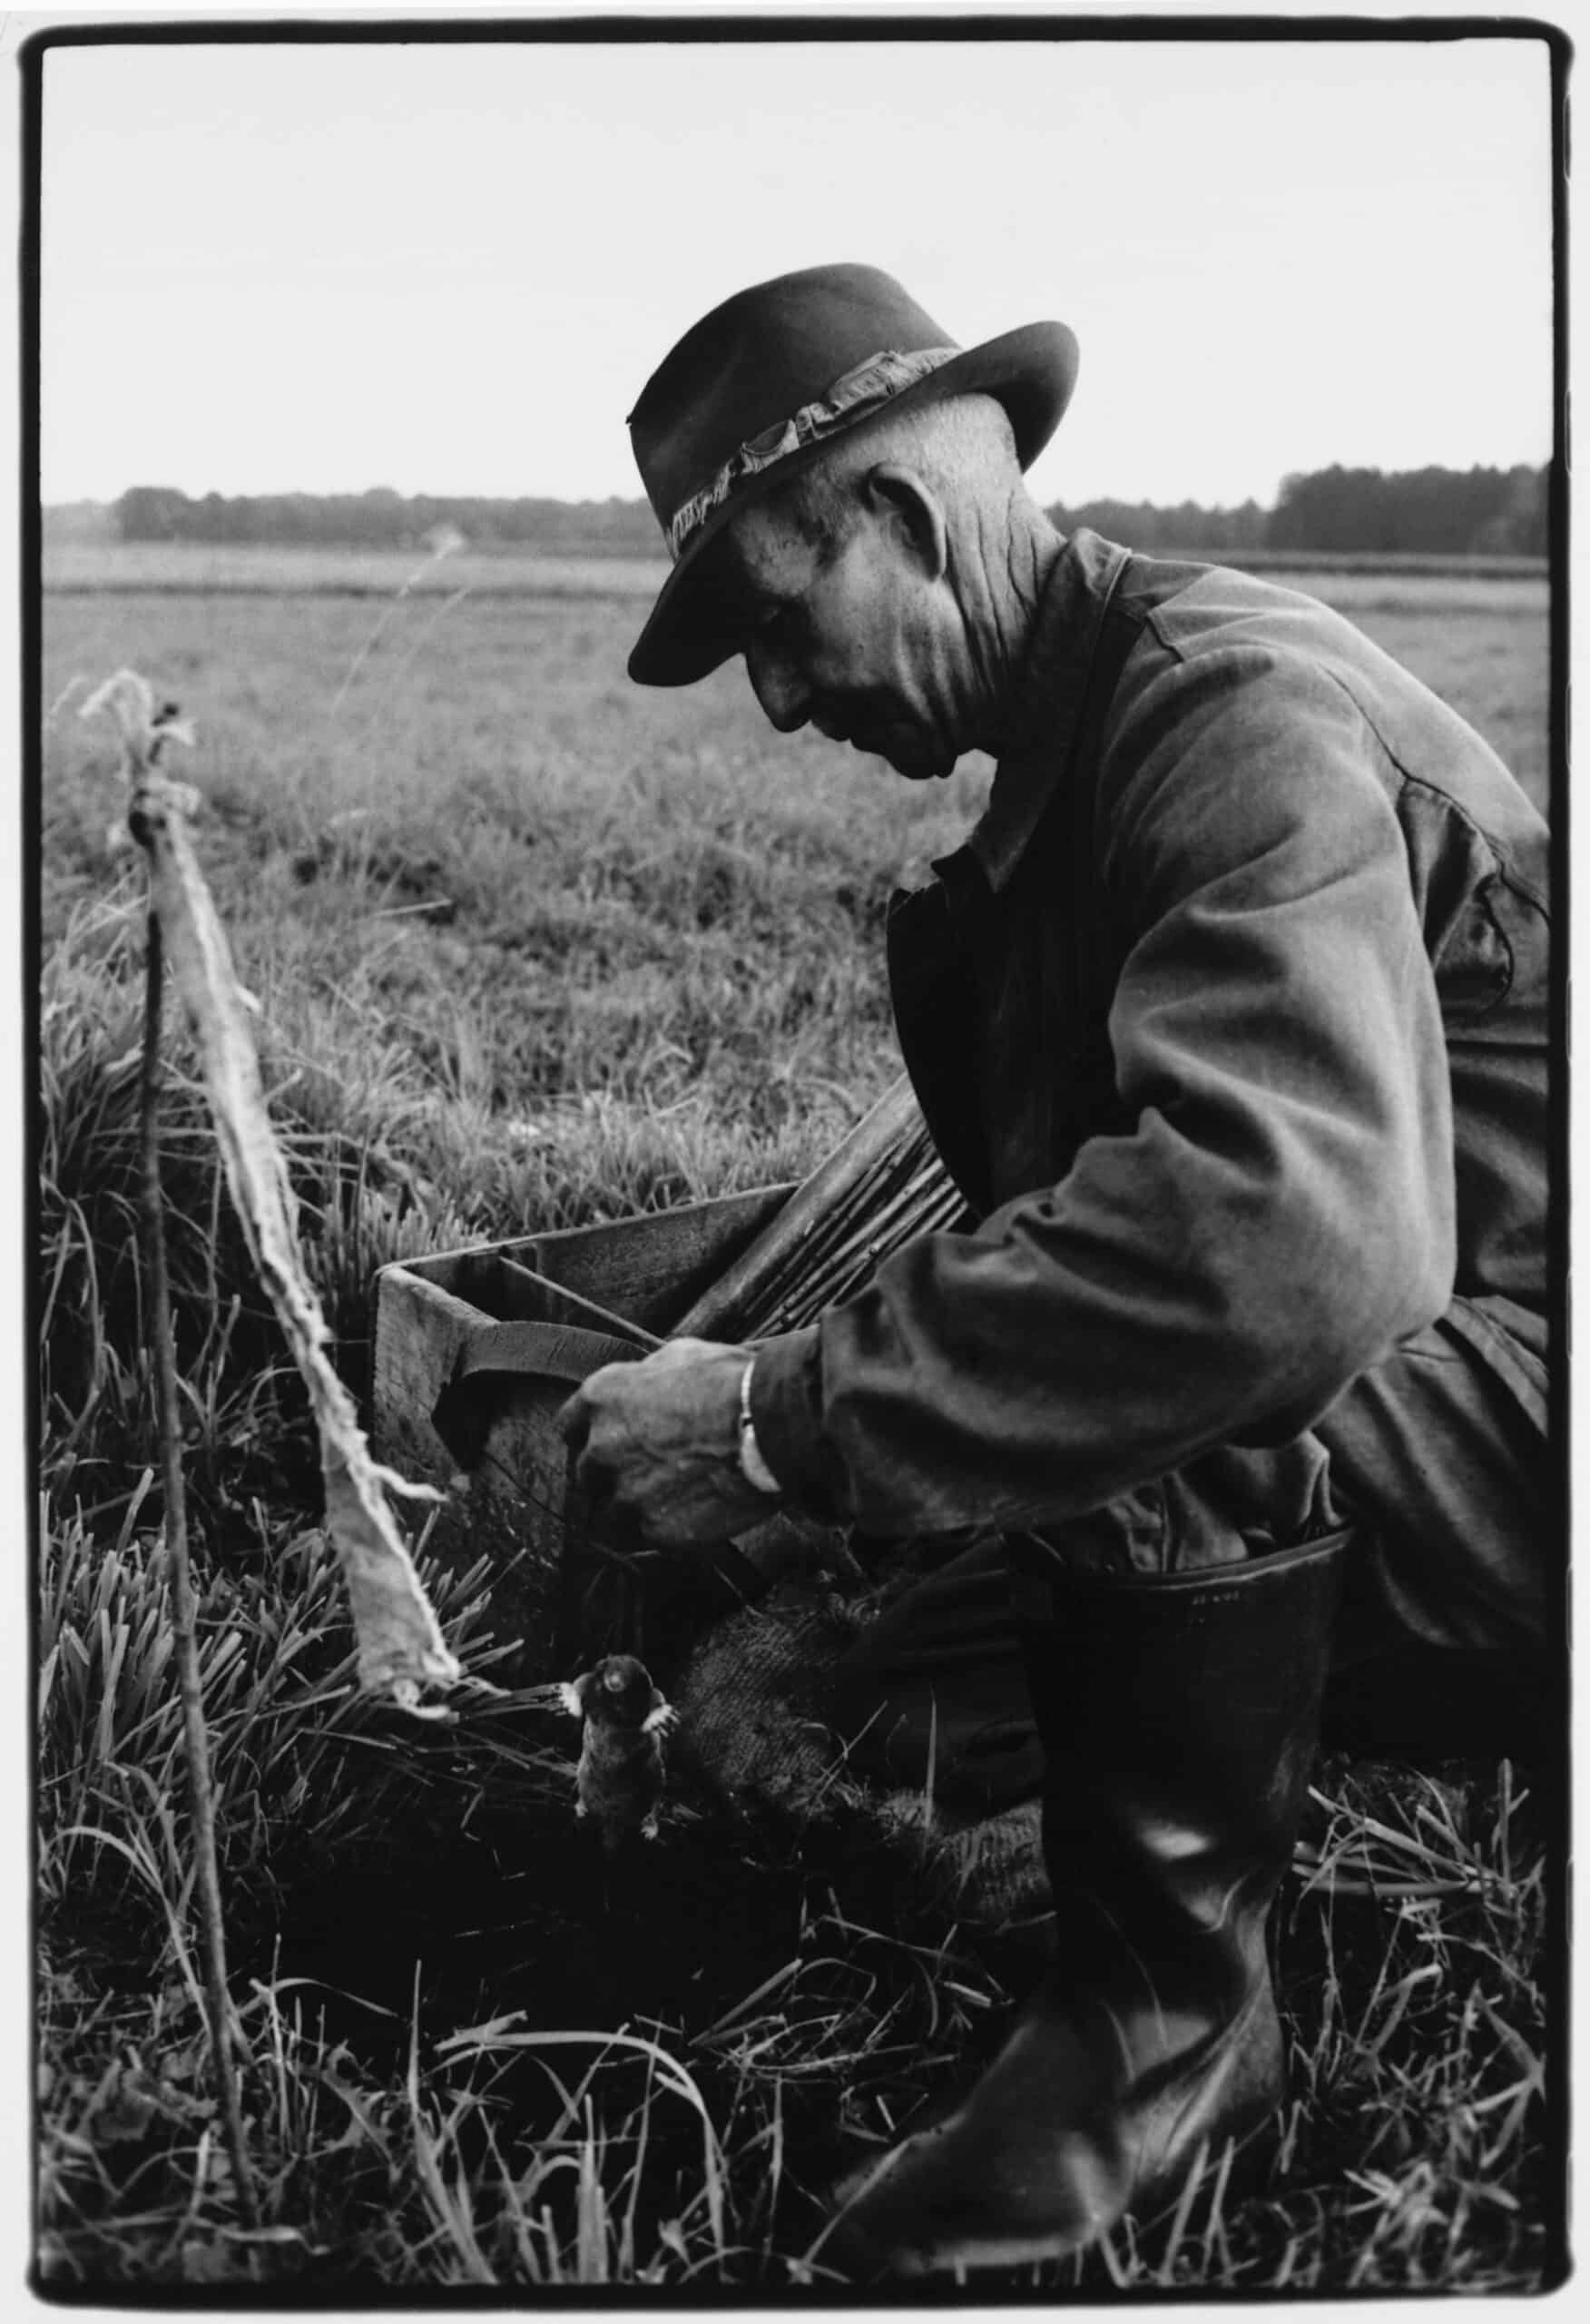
[43,458,1553,519]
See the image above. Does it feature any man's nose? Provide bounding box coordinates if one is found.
[745,640,810,734]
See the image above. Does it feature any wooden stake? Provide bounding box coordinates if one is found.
[135,852,260,2232]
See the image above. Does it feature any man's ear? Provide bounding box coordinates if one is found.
[864,463,948,581]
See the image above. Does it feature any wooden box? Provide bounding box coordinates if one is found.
[371,1183,797,1679]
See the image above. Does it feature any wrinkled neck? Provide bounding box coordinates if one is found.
[952,502,1067,755]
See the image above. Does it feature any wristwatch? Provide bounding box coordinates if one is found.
[737,1357,782,1494]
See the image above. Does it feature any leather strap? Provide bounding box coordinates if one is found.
[432,1316,653,1468]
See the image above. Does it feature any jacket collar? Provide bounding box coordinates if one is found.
[959,527,1133,894]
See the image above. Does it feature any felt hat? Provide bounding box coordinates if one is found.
[625,262,1079,685]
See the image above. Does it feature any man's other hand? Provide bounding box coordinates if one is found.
[557,1338,780,1550]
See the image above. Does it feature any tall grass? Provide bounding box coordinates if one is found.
[37,1496,515,1943]
[34,584,1560,2290]
[39,1755,1554,2290]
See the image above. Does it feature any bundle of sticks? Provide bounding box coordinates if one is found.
[672,1072,969,1344]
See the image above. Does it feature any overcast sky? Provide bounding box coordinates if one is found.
[38,27,1555,514]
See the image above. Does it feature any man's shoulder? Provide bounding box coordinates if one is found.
[1114,549,1361,668]
[1099,553,1379,764]
[1098,548,1543,869]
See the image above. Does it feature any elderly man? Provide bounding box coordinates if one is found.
[559,264,1554,2279]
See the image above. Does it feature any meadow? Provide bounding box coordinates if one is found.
[36,552,1560,2289]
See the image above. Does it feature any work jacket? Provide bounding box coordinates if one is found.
[752,530,1551,1539]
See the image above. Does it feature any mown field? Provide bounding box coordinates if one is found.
[42,537,1551,599]
[36,555,1561,2290]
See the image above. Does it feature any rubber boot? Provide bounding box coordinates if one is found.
[821,1528,1350,2281]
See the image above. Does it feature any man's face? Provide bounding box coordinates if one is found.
[717,495,960,782]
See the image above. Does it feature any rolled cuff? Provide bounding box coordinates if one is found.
[748,1326,848,1514]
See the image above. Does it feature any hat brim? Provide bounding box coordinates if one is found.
[626,317,1079,687]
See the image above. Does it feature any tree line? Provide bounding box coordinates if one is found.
[113,463,1547,560]
[111,487,658,555]
[1050,465,1546,558]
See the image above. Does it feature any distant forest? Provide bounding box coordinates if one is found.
[108,462,1548,560]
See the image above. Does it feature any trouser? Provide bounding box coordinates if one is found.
[825,1302,1557,1805]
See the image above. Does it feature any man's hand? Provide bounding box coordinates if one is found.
[557,1338,781,1551]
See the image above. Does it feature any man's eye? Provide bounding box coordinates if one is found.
[736,597,799,659]
[738,605,780,655]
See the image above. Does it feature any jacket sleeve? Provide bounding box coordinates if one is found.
[751,645,1458,1535]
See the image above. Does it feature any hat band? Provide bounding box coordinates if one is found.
[665,343,960,565]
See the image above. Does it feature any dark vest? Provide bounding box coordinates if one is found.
[886,581,1145,1219]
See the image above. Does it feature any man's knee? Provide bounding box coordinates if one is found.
[1316,1305,1554,1657]
[822,1534,1044,1811]
[818,1443,1342,1810]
